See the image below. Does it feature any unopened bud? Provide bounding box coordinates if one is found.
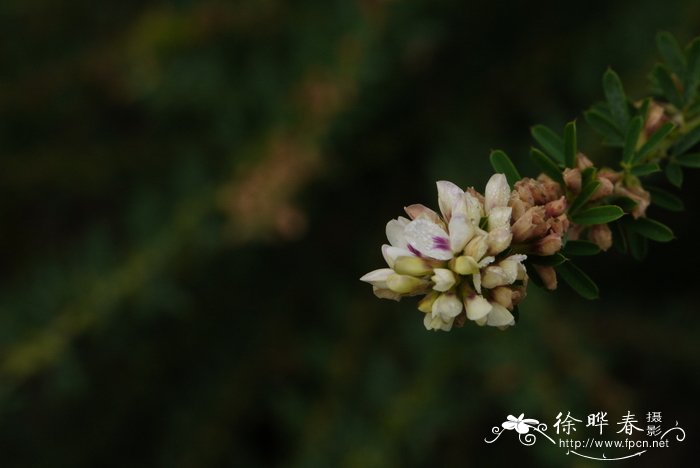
[576,153,594,170]
[511,206,546,243]
[453,255,480,275]
[563,168,582,193]
[404,204,443,226]
[491,286,515,309]
[387,274,428,294]
[545,196,567,217]
[588,224,613,251]
[393,256,432,276]
[644,101,667,136]
[417,291,439,313]
[487,227,512,255]
[431,268,456,292]
[534,233,562,256]
[590,177,614,200]
[598,168,622,184]
[533,265,557,290]
[464,234,489,261]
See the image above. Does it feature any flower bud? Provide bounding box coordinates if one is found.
[644,101,667,136]
[373,286,402,301]
[545,196,567,217]
[563,168,582,193]
[576,153,593,170]
[590,177,614,201]
[386,274,428,294]
[404,204,443,226]
[487,227,513,255]
[453,255,479,275]
[464,293,492,321]
[464,234,489,261]
[534,233,562,256]
[432,293,463,320]
[587,224,613,251]
[485,174,511,214]
[598,168,622,184]
[509,192,530,220]
[431,268,456,292]
[511,206,545,243]
[491,286,515,309]
[393,256,433,276]
[417,291,439,313]
[533,265,557,290]
[481,266,511,289]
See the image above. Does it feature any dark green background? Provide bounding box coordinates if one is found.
[1,1,698,466]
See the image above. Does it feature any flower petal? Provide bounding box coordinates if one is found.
[487,227,512,256]
[432,293,463,320]
[423,313,454,331]
[465,294,492,321]
[486,302,515,327]
[386,217,410,248]
[360,268,394,288]
[502,421,517,430]
[381,244,413,269]
[480,266,511,289]
[404,204,443,225]
[431,268,456,292]
[464,191,484,224]
[488,206,512,231]
[404,218,454,261]
[372,286,402,301]
[484,173,510,214]
[436,181,464,221]
[448,214,475,253]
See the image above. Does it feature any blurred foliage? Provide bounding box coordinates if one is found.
[1,0,699,466]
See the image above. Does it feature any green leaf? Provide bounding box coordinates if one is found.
[611,196,638,212]
[635,122,675,162]
[665,161,683,187]
[584,109,624,146]
[671,124,700,155]
[626,217,675,242]
[656,32,687,79]
[611,221,628,254]
[531,125,564,163]
[556,261,599,299]
[675,152,700,167]
[563,121,577,168]
[563,240,601,256]
[646,186,684,211]
[567,180,601,215]
[530,148,565,184]
[653,64,684,109]
[622,116,643,163]
[570,205,625,225]
[489,150,522,187]
[529,252,567,266]
[630,163,661,176]
[603,68,630,129]
[627,231,649,261]
[684,38,700,102]
[581,166,597,186]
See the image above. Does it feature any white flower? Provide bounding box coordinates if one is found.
[502,414,540,434]
[485,173,510,215]
[431,268,456,292]
[431,292,463,321]
[424,313,454,331]
[362,173,527,332]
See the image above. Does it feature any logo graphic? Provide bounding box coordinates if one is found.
[484,412,686,461]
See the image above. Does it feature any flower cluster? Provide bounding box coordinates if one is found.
[360,174,529,331]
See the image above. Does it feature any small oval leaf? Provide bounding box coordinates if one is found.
[570,205,625,225]
[556,261,599,300]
